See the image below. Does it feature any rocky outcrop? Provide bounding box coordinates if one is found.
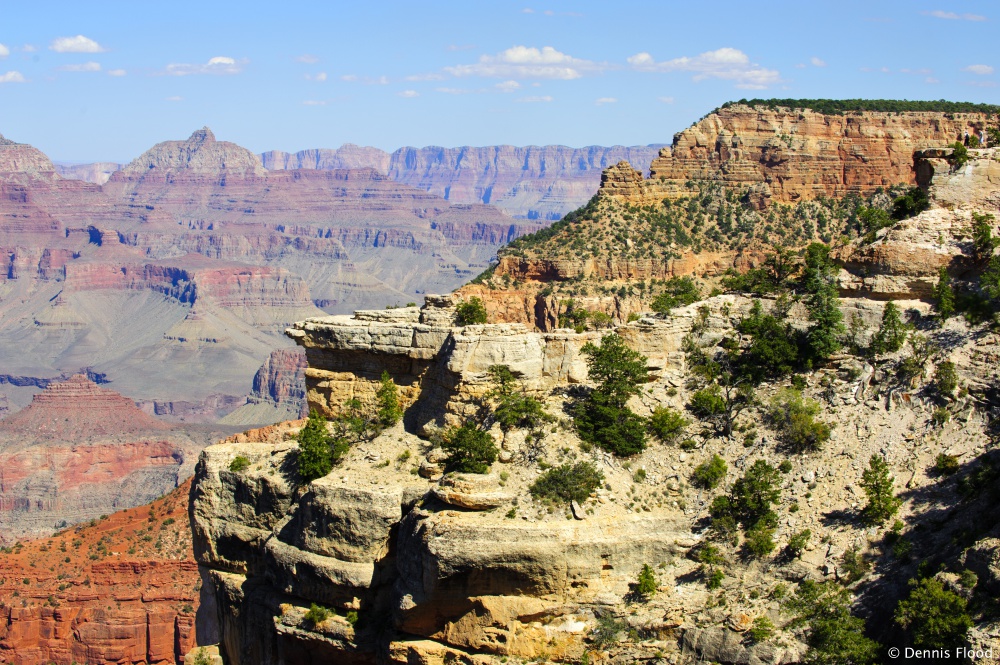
[836,147,1000,299]
[116,128,266,179]
[0,480,199,665]
[260,144,391,174]
[621,104,992,205]
[219,349,308,426]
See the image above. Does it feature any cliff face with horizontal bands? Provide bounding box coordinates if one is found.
[619,105,990,205]
[0,480,198,665]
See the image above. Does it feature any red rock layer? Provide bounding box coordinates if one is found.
[0,480,198,665]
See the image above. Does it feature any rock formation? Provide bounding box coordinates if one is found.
[633,104,991,205]
[188,102,1000,663]
[0,376,216,544]
[0,480,199,665]
[261,144,664,220]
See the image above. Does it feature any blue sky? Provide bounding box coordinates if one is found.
[0,1,996,162]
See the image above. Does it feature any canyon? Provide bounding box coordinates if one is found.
[189,103,1000,664]
[0,127,542,425]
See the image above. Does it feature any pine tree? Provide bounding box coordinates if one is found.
[636,564,657,598]
[931,267,955,321]
[870,302,908,355]
[860,454,901,524]
[297,410,334,482]
[375,370,402,427]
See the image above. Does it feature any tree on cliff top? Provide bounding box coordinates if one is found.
[455,297,488,326]
[574,334,650,456]
[375,371,402,428]
[297,410,349,482]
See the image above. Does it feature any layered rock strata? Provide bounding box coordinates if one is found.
[0,480,198,665]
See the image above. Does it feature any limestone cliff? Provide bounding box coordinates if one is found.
[189,291,1000,663]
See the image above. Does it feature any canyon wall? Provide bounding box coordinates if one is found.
[261,144,664,220]
[0,480,199,665]
[612,104,991,206]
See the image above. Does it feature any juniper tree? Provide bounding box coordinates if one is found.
[860,454,901,524]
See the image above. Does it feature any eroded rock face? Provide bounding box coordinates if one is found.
[635,105,991,205]
[0,481,198,665]
[190,422,693,664]
[0,376,210,544]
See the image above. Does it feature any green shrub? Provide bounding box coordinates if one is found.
[767,388,831,452]
[860,455,901,525]
[692,454,728,489]
[455,297,488,325]
[932,267,955,320]
[635,563,657,597]
[689,385,726,418]
[971,212,998,262]
[304,603,331,626]
[890,186,929,220]
[932,453,959,475]
[784,580,880,665]
[786,529,811,558]
[487,365,552,432]
[706,569,725,589]
[930,407,951,427]
[895,577,973,649]
[743,525,776,558]
[530,461,604,505]
[840,547,870,584]
[297,410,346,482]
[748,616,775,644]
[932,361,958,398]
[650,276,701,315]
[229,456,250,473]
[950,141,969,168]
[441,422,498,473]
[592,614,627,647]
[648,407,689,444]
[779,460,793,474]
[728,460,781,530]
[575,334,649,456]
[345,610,359,625]
[375,370,402,427]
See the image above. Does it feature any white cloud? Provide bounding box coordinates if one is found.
[397,89,419,98]
[658,96,675,104]
[21,44,37,53]
[446,44,475,52]
[627,47,780,89]
[926,77,941,84]
[302,100,327,106]
[0,71,25,83]
[810,57,827,67]
[163,56,245,76]
[107,68,127,77]
[59,61,101,72]
[794,63,807,69]
[522,8,535,13]
[406,73,445,81]
[495,80,521,92]
[341,74,389,84]
[50,35,106,53]
[595,97,617,105]
[964,64,994,75]
[436,87,473,94]
[516,95,553,102]
[305,71,327,81]
[445,45,602,80]
[165,95,183,101]
[924,10,986,21]
[341,74,358,81]
[0,44,8,58]
[296,54,319,64]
